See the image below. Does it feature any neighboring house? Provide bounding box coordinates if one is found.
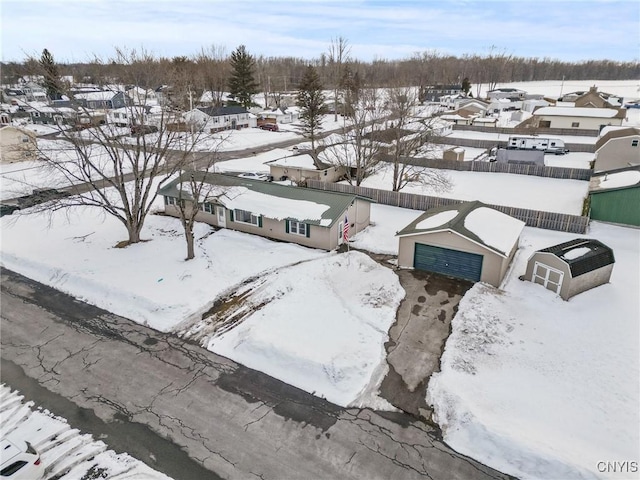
[588,166,640,227]
[158,172,373,251]
[422,84,462,102]
[256,107,298,124]
[593,126,640,172]
[73,91,127,109]
[487,88,527,100]
[524,238,615,300]
[396,201,525,287]
[442,147,465,161]
[29,104,76,125]
[0,126,37,163]
[76,111,107,128]
[125,86,157,105]
[487,98,522,114]
[21,82,48,102]
[521,99,550,113]
[472,116,498,127]
[571,86,623,108]
[183,106,251,132]
[2,88,27,104]
[440,110,475,125]
[266,153,347,183]
[107,105,150,127]
[532,106,625,130]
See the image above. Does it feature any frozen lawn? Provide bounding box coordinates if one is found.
[427,222,640,480]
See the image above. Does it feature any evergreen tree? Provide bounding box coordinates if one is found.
[296,65,328,153]
[227,45,258,109]
[461,77,472,96]
[39,49,62,100]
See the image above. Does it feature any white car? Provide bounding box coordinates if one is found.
[0,436,45,480]
[237,172,269,181]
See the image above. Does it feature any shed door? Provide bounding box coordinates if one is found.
[531,261,564,294]
[414,243,483,282]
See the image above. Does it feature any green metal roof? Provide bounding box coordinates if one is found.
[157,171,373,227]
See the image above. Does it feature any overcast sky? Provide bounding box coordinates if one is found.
[2,0,639,63]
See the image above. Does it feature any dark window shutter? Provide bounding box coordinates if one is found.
[285,220,289,233]
[305,224,310,238]
[258,215,263,228]
[230,210,234,222]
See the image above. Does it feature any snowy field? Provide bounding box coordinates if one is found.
[358,164,589,215]
[1,384,171,479]
[427,221,640,480]
[445,129,597,145]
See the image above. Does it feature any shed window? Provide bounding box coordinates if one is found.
[571,122,580,128]
[632,139,638,147]
[21,136,30,143]
[234,209,261,226]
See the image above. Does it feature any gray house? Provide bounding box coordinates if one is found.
[397,201,525,287]
[158,172,372,251]
[524,239,615,300]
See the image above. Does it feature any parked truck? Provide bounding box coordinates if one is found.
[507,135,569,155]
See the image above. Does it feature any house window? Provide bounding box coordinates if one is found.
[571,122,580,128]
[202,202,214,214]
[165,196,177,206]
[32,112,40,117]
[234,209,261,226]
[289,221,307,236]
[632,140,639,147]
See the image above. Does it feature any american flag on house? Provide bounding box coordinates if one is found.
[343,215,349,242]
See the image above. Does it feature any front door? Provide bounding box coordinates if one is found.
[216,206,226,228]
[531,262,564,294]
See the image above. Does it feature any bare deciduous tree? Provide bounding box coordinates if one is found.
[327,36,351,121]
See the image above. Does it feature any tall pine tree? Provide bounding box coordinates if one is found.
[39,49,62,100]
[227,45,258,109]
[296,65,327,154]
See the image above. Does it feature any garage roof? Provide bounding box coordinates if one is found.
[396,201,525,256]
[537,238,615,277]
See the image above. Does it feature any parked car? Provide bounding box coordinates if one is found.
[237,172,270,181]
[130,124,158,136]
[0,436,45,480]
[258,123,278,132]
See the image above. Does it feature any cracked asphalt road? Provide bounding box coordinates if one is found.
[0,268,511,480]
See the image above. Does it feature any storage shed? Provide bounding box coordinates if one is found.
[397,201,525,287]
[525,238,615,300]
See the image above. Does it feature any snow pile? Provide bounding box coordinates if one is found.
[209,251,405,406]
[416,210,458,230]
[427,222,640,479]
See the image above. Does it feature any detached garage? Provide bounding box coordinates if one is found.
[525,238,615,300]
[397,201,525,287]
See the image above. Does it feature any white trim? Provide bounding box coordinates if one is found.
[531,261,564,294]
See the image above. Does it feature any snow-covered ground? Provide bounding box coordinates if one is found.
[0,384,171,479]
[357,165,589,215]
[427,221,640,480]
[474,80,640,101]
[445,129,597,145]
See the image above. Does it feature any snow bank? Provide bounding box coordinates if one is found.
[209,251,405,406]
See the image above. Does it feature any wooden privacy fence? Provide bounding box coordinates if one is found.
[307,180,589,234]
[396,156,593,180]
[451,124,601,137]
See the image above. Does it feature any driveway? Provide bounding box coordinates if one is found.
[379,269,474,421]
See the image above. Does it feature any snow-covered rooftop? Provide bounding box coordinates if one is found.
[534,107,620,118]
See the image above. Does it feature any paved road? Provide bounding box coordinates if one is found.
[0,268,511,480]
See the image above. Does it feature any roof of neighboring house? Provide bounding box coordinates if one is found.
[73,91,121,101]
[0,125,37,139]
[266,153,319,169]
[589,165,640,193]
[158,171,373,227]
[595,126,640,151]
[197,106,248,117]
[488,88,526,93]
[396,200,525,257]
[533,107,623,118]
[535,238,615,277]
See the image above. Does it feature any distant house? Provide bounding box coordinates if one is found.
[521,99,550,113]
[256,107,298,124]
[183,106,251,132]
[266,153,347,183]
[593,127,640,172]
[487,88,527,100]
[158,172,372,251]
[568,86,623,108]
[422,84,462,103]
[396,201,525,287]
[524,238,615,300]
[532,106,625,130]
[588,166,640,227]
[440,110,475,125]
[2,88,27,104]
[28,104,76,126]
[73,91,127,110]
[0,126,37,163]
[487,98,522,114]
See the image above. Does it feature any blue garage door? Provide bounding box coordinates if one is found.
[414,243,483,282]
